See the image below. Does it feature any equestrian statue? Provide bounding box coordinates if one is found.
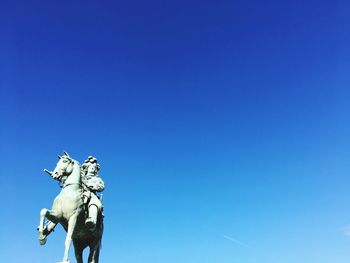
[38,152,105,263]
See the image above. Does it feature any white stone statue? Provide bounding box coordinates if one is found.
[38,152,104,263]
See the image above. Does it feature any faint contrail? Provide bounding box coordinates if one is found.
[222,234,250,248]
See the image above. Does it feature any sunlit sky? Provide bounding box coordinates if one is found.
[1,0,350,262]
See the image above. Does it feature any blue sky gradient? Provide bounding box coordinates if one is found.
[1,0,350,262]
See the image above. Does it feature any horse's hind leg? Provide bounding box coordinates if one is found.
[88,241,101,263]
[73,239,84,263]
[38,208,59,245]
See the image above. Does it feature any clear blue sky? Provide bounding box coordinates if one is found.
[1,0,350,262]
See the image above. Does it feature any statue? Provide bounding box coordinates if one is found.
[38,152,104,263]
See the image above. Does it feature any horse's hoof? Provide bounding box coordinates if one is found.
[39,237,46,245]
[38,232,47,245]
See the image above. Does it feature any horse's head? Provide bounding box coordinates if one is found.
[52,151,75,180]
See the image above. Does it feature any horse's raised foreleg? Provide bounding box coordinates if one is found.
[38,221,57,245]
[45,220,57,232]
[61,212,79,263]
[38,208,59,245]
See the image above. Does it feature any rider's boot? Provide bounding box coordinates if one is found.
[85,204,98,231]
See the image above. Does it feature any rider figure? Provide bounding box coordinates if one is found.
[81,156,104,230]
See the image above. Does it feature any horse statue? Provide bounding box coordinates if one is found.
[38,152,103,263]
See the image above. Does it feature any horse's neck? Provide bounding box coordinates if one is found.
[64,162,81,186]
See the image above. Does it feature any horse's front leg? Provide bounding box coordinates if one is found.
[38,208,59,245]
[61,212,79,263]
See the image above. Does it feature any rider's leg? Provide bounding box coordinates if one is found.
[86,204,98,230]
[86,193,102,230]
[82,190,91,205]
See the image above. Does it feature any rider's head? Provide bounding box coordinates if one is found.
[82,156,100,176]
